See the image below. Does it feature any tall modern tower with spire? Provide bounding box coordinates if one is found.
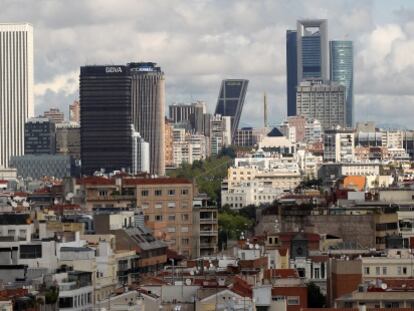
[0,23,34,168]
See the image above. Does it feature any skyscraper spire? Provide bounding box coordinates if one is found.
[264,92,268,128]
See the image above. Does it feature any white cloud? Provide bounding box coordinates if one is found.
[1,0,414,127]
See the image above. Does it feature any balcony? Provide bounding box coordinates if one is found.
[200,217,217,224]
[87,194,135,202]
[200,230,218,236]
[200,242,217,249]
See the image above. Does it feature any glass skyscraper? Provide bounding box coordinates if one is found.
[330,40,354,127]
[286,30,297,116]
[297,19,329,81]
[215,79,248,142]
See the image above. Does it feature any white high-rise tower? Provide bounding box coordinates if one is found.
[0,23,34,168]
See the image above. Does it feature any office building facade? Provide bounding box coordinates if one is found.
[0,23,34,168]
[296,80,346,130]
[130,62,165,176]
[297,19,329,81]
[80,65,133,175]
[215,79,248,142]
[286,30,298,116]
[24,117,56,155]
[69,100,80,123]
[330,40,354,127]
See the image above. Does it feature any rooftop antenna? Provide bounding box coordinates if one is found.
[263,92,268,128]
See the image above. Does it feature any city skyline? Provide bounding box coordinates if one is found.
[1,0,414,128]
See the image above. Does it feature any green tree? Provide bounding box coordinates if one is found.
[307,282,325,308]
[218,210,254,249]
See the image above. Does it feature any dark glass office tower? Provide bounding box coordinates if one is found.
[286,30,298,116]
[330,40,354,127]
[80,66,132,175]
[214,79,248,142]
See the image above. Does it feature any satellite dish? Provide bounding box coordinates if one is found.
[22,201,29,208]
[255,244,260,250]
[185,279,192,286]
[249,244,253,249]
[381,283,387,290]
[190,270,194,276]
[66,192,74,201]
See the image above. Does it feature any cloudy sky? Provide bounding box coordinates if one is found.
[2,0,414,127]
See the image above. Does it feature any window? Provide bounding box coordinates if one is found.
[182,238,189,245]
[167,227,176,233]
[142,203,149,209]
[376,267,380,275]
[364,267,370,275]
[155,189,162,196]
[287,296,300,305]
[314,268,320,279]
[168,215,175,221]
[181,188,189,195]
[182,214,189,221]
[155,203,162,209]
[397,266,402,275]
[99,190,108,197]
[20,245,42,259]
[7,229,15,237]
[168,202,176,208]
[384,302,399,308]
[155,215,163,221]
[141,190,149,196]
[403,267,408,275]
[144,215,150,221]
[181,203,188,209]
[181,227,189,233]
[382,267,387,275]
[168,189,175,196]
[59,297,73,308]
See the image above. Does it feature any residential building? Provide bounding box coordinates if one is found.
[193,196,219,256]
[172,131,208,168]
[381,129,404,149]
[123,178,197,258]
[258,128,296,154]
[296,80,346,130]
[0,23,34,168]
[323,128,355,162]
[55,122,81,160]
[210,114,232,156]
[80,65,133,175]
[69,100,80,123]
[130,62,165,176]
[304,119,322,144]
[330,40,354,126]
[286,29,298,116]
[58,271,94,311]
[297,19,329,81]
[43,108,64,124]
[24,117,56,155]
[215,79,249,142]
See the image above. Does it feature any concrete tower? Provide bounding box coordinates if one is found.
[129,62,165,176]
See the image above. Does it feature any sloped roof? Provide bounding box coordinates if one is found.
[267,127,284,137]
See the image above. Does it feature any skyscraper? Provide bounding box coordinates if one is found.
[80,65,133,175]
[0,23,34,168]
[286,30,298,116]
[130,62,165,176]
[43,108,64,124]
[169,101,207,134]
[330,40,354,127]
[214,79,248,142]
[297,19,329,81]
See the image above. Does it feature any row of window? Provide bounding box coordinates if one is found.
[144,214,190,222]
[141,188,189,196]
[167,226,189,233]
[141,202,188,209]
[364,266,408,275]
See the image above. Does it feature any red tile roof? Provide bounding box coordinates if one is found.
[265,269,298,279]
[76,176,115,185]
[278,247,289,256]
[309,255,328,263]
[123,177,192,186]
[231,276,252,298]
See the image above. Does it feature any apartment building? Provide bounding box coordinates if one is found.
[123,178,197,258]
